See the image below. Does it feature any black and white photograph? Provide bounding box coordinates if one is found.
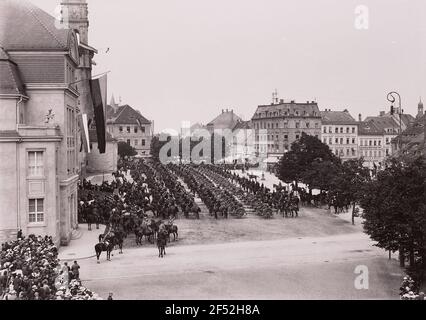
[0,0,425,306]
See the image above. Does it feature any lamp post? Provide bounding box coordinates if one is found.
[387,91,403,149]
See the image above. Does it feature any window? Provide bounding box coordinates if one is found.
[323,127,327,134]
[29,199,44,223]
[296,135,300,140]
[306,122,310,129]
[127,127,131,133]
[119,126,123,133]
[347,149,350,156]
[352,138,356,144]
[378,140,381,146]
[315,123,319,129]
[329,138,332,145]
[295,122,300,129]
[340,127,344,134]
[369,140,372,146]
[352,127,356,134]
[135,140,139,146]
[335,128,339,134]
[284,135,288,140]
[340,138,344,144]
[134,127,138,134]
[346,128,350,134]
[127,139,131,145]
[374,141,377,146]
[335,138,339,144]
[142,140,146,146]
[28,151,44,177]
[329,127,332,133]
[346,138,350,145]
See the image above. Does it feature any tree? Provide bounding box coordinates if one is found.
[118,141,137,159]
[337,158,371,225]
[278,133,339,188]
[361,155,426,283]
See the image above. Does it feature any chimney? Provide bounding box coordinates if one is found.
[291,100,295,104]
[358,114,362,122]
[280,99,284,104]
[380,111,385,117]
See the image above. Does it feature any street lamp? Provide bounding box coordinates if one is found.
[387,91,404,150]
[387,91,403,134]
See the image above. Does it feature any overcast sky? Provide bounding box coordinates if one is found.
[31,0,426,132]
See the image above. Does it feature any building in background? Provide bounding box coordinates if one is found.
[107,98,153,157]
[251,99,322,159]
[205,109,242,134]
[321,109,359,161]
[392,99,425,157]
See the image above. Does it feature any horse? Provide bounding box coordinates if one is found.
[165,224,178,242]
[157,231,168,258]
[135,224,154,245]
[95,241,114,264]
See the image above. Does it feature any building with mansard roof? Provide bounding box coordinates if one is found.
[251,99,322,158]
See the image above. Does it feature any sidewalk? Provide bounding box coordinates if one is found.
[58,224,106,261]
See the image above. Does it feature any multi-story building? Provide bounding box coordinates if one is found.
[107,98,153,157]
[0,0,90,245]
[321,110,359,160]
[251,100,322,158]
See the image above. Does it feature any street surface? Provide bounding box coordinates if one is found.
[77,229,401,300]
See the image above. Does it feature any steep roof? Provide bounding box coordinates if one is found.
[0,0,71,51]
[107,105,151,126]
[364,116,399,134]
[358,121,384,136]
[207,110,242,129]
[321,110,357,124]
[0,47,26,95]
[233,120,253,131]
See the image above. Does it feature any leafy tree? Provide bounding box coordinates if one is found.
[118,141,137,159]
[301,160,342,193]
[361,155,426,283]
[278,133,339,187]
[337,158,371,225]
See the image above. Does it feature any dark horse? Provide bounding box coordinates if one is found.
[157,231,168,258]
[95,232,124,263]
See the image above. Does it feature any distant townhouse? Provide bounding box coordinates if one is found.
[320,109,359,161]
[107,97,152,157]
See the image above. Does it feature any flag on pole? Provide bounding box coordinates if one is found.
[90,74,108,154]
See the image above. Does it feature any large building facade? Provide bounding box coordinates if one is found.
[321,110,359,161]
[251,100,322,158]
[0,0,106,245]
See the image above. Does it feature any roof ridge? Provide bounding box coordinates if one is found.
[22,0,67,49]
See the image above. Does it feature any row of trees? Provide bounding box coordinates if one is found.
[278,133,426,284]
[277,133,371,225]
